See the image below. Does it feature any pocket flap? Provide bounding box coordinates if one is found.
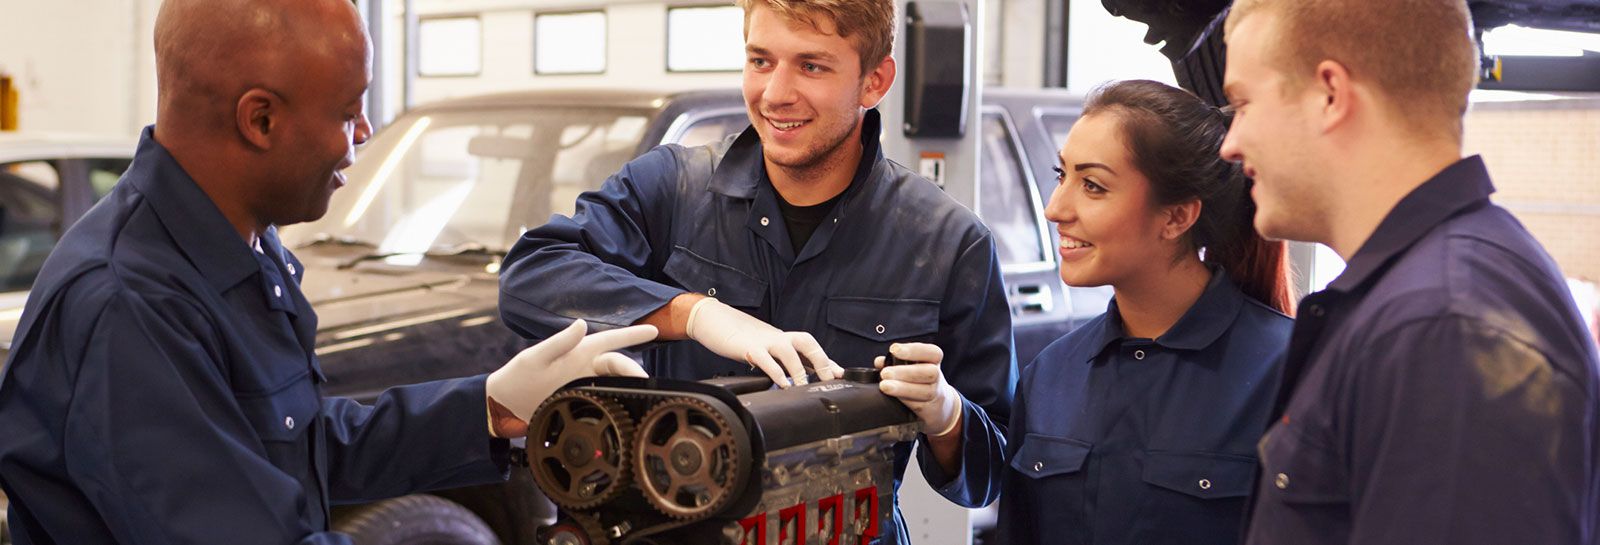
[663,248,767,308]
[236,372,320,443]
[1009,434,1091,478]
[1258,423,1350,505]
[1142,451,1257,499]
[825,297,940,342]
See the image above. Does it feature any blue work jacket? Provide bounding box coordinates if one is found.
[499,110,1017,544]
[1242,156,1600,545]
[999,270,1291,545]
[0,128,510,545]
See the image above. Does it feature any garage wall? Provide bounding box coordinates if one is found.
[994,0,1046,89]
[400,0,744,111]
[0,0,1055,135]
[1466,99,1600,284]
[0,0,160,136]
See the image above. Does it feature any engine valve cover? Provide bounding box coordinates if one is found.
[528,373,919,545]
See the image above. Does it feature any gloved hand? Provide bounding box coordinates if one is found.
[876,343,963,438]
[685,297,844,387]
[486,319,658,438]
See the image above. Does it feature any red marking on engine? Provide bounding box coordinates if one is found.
[818,494,844,545]
[779,503,807,544]
[739,512,767,545]
[854,486,879,545]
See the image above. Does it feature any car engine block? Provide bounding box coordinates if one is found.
[528,371,919,545]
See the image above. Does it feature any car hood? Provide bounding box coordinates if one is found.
[0,264,502,353]
[298,264,502,341]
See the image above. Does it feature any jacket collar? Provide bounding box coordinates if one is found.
[127,126,260,292]
[1072,268,1247,363]
[708,108,886,200]
[1328,156,1494,294]
[1157,268,1247,350]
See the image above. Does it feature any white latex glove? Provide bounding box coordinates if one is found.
[487,319,658,424]
[876,343,962,437]
[685,297,844,387]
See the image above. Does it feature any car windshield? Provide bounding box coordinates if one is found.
[282,106,653,263]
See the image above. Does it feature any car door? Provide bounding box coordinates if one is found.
[0,160,68,293]
[62,157,133,224]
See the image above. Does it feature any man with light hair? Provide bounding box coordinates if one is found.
[499,0,1015,541]
[1220,0,1600,543]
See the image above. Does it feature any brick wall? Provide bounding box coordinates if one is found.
[1463,99,1600,284]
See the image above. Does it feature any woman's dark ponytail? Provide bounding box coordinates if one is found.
[1083,80,1293,314]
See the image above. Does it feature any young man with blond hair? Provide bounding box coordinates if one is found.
[1220,0,1600,543]
[497,0,1015,541]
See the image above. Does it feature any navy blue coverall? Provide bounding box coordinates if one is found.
[0,128,510,545]
[1243,157,1600,545]
[498,110,1017,544]
[999,269,1291,544]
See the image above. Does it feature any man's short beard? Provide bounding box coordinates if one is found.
[769,114,861,173]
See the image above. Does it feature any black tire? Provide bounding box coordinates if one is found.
[335,494,501,545]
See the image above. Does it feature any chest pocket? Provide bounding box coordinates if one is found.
[663,247,768,309]
[1010,433,1091,478]
[825,297,940,363]
[1258,421,1350,505]
[1142,451,1257,499]
[235,370,321,478]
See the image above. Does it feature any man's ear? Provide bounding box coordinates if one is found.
[236,88,283,151]
[860,56,896,109]
[1162,199,1202,241]
[1313,60,1355,135]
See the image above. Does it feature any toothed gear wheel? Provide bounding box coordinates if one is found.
[529,390,635,511]
[541,513,608,545]
[635,397,744,520]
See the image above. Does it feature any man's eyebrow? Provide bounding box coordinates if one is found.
[796,51,840,63]
[746,44,770,56]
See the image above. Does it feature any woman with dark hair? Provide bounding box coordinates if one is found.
[995,79,1293,545]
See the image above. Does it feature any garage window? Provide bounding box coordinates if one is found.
[536,11,607,74]
[667,6,745,72]
[418,17,481,77]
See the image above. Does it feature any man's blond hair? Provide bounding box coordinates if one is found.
[1226,0,1479,141]
[735,0,897,75]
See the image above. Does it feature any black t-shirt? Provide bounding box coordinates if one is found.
[775,190,843,253]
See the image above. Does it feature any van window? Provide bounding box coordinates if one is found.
[978,112,1048,267]
[1040,112,1077,149]
[0,161,63,291]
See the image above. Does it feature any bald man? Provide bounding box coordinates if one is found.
[0,1,655,543]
